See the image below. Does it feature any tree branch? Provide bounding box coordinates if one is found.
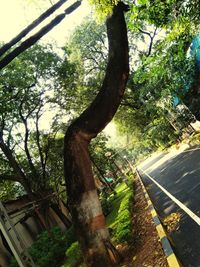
[0,137,31,193]
[19,100,39,179]
[0,173,22,182]
[35,105,46,187]
[0,0,68,57]
[138,27,157,57]
[138,28,151,37]
[147,27,157,57]
[0,1,82,70]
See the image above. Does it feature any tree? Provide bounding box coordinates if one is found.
[63,3,129,266]
[55,18,108,117]
[0,43,65,195]
[69,18,108,74]
[113,0,200,152]
[89,134,118,193]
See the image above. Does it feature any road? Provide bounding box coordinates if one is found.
[137,145,200,267]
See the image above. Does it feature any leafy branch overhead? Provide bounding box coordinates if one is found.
[89,0,121,19]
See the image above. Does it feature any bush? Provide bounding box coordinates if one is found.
[189,133,200,144]
[30,226,76,267]
[62,242,85,267]
[113,190,133,244]
[9,258,18,267]
[9,226,76,267]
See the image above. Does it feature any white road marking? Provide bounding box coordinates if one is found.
[180,147,200,153]
[139,168,200,226]
[140,146,200,173]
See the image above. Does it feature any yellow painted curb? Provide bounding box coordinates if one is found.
[136,169,181,267]
[147,199,152,206]
[151,209,157,218]
[167,254,181,267]
[156,224,166,240]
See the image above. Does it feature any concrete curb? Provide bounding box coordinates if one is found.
[136,168,181,267]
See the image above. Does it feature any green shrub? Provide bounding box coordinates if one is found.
[29,226,76,267]
[9,258,18,267]
[9,226,76,267]
[113,190,133,244]
[189,133,200,144]
[62,242,84,267]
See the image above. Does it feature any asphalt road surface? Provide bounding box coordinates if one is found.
[137,145,200,267]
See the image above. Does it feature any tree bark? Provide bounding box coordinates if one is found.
[64,3,129,267]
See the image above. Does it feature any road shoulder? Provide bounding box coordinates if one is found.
[120,175,169,267]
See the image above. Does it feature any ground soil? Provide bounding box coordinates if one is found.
[118,177,169,267]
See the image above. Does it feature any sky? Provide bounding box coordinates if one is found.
[0,0,92,46]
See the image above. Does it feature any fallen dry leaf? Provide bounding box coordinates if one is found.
[163,212,181,233]
[132,256,137,261]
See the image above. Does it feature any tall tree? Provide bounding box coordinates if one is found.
[0,44,65,195]
[113,0,200,152]
[64,3,129,266]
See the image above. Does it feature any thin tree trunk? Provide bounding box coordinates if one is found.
[51,203,72,228]
[19,103,39,180]
[64,3,129,267]
[0,139,32,193]
[35,107,46,188]
[91,158,116,194]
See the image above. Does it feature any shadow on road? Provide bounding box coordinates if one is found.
[138,146,200,267]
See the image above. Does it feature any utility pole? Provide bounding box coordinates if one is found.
[0,201,36,267]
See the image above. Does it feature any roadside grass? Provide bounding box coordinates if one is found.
[106,182,130,228]
[107,182,133,244]
[62,242,85,267]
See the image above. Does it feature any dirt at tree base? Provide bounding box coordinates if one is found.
[118,177,169,267]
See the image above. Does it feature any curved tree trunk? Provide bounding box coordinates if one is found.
[64,3,129,267]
